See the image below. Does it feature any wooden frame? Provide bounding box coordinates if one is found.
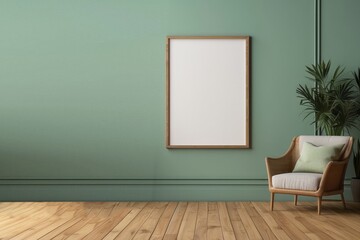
[166,36,251,149]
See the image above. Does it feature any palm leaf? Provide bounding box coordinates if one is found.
[297,60,360,136]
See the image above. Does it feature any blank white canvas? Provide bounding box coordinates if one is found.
[169,38,248,146]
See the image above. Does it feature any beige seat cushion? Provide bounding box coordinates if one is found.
[272,173,322,191]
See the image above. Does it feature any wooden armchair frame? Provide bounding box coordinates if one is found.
[265,136,353,214]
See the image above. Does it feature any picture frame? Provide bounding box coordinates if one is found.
[166,36,251,149]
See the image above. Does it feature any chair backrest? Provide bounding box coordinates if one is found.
[292,135,353,167]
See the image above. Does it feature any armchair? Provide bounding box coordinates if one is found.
[265,135,353,214]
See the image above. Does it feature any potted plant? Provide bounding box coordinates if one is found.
[352,139,360,201]
[351,68,360,201]
[298,62,360,201]
[296,60,359,136]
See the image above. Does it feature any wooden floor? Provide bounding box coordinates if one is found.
[0,202,359,240]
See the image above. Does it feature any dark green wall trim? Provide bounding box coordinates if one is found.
[0,179,351,186]
[0,182,352,202]
[0,179,268,185]
[314,0,321,65]
[314,0,321,135]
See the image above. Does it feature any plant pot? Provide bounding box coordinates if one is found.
[351,178,360,202]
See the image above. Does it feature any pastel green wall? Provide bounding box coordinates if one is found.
[322,0,360,72]
[0,0,357,201]
[322,0,360,179]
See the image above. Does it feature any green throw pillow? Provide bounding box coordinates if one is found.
[293,142,344,173]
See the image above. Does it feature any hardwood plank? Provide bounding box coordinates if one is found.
[276,202,324,240]
[235,202,262,240]
[63,202,119,240]
[132,202,168,240]
[0,202,29,214]
[163,202,188,240]
[194,202,208,240]
[280,202,336,240]
[177,202,198,240]
[38,203,94,239]
[51,203,105,239]
[298,202,360,240]
[251,202,292,240]
[0,202,34,219]
[103,202,148,240]
[9,211,74,240]
[38,217,83,240]
[0,202,48,228]
[113,202,155,240]
[207,202,223,240]
[0,203,60,237]
[242,202,277,240]
[0,202,17,211]
[217,202,236,240]
[0,201,359,239]
[149,202,178,240]
[225,202,249,240]
[81,202,132,240]
[325,203,360,235]
[259,202,311,240]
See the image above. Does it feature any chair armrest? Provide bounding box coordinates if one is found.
[318,161,348,193]
[265,137,297,183]
[265,138,297,188]
[265,157,292,186]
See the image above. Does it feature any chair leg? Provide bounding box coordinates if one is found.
[294,195,298,206]
[341,193,346,209]
[317,197,322,215]
[270,193,275,211]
